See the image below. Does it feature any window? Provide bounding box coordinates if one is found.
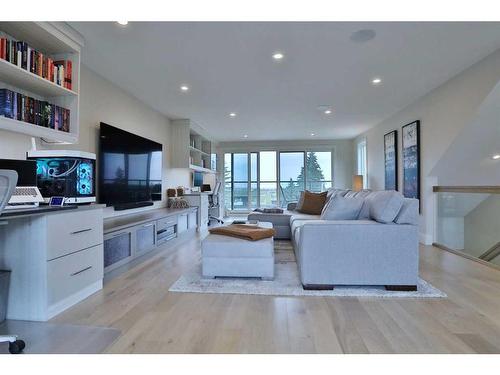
[259,151,277,208]
[357,140,367,188]
[279,152,304,207]
[224,150,332,211]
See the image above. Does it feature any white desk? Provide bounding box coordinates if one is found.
[0,205,104,321]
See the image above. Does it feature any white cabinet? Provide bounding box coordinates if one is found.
[0,207,104,321]
[184,194,209,230]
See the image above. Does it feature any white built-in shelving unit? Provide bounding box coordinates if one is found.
[0,22,83,143]
[171,119,216,174]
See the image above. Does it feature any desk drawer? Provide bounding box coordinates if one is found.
[47,210,103,260]
[157,216,177,231]
[47,244,103,306]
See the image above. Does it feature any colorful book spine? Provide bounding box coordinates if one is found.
[0,88,70,132]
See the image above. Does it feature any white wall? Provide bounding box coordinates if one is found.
[353,48,500,244]
[0,66,191,217]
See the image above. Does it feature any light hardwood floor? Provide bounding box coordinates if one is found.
[51,232,500,354]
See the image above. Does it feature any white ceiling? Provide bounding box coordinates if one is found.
[70,22,500,142]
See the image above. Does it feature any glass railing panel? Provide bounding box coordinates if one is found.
[435,188,500,266]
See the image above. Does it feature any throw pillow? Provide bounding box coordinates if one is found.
[394,198,419,225]
[295,191,306,211]
[320,195,364,220]
[297,191,328,215]
[369,190,404,223]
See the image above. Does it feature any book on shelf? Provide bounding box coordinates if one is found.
[0,88,70,132]
[0,31,73,90]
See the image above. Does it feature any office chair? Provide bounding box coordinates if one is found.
[208,181,224,225]
[0,169,26,354]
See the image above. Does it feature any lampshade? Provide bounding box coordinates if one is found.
[352,175,364,192]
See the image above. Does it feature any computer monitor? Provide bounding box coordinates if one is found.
[193,171,203,187]
[0,159,36,186]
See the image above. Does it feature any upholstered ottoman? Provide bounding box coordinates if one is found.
[201,222,274,279]
[247,211,292,239]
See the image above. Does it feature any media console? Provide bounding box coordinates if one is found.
[103,207,198,273]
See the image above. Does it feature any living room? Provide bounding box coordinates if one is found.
[1,1,500,373]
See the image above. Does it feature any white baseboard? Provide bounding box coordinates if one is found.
[419,232,433,245]
[47,280,103,320]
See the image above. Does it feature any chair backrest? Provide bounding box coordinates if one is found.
[0,169,18,216]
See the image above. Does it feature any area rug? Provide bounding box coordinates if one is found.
[169,241,447,298]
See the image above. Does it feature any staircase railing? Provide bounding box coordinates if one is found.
[478,242,500,262]
[433,185,500,268]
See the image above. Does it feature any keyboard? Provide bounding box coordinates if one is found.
[14,187,39,197]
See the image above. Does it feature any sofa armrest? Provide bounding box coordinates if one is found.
[297,221,419,285]
[287,202,297,211]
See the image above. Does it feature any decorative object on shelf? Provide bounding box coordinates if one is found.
[352,175,364,192]
[168,197,189,209]
[402,120,421,203]
[0,88,70,132]
[167,188,176,198]
[176,187,184,196]
[384,130,398,190]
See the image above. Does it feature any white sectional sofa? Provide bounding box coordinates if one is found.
[248,189,420,290]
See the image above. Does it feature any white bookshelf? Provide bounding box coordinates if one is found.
[171,119,216,174]
[0,22,83,143]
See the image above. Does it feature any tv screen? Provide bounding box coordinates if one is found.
[99,122,162,206]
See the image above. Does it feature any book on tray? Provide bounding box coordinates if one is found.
[0,88,70,132]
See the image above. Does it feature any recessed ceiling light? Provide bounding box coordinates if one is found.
[372,77,382,85]
[243,134,248,138]
[492,154,500,160]
[117,21,128,26]
[324,109,332,115]
[350,29,376,43]
[272,52,284,60]
[310,133,315,137]
[229,112,237,117]
[180,85,189,92]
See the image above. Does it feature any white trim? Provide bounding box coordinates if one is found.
[46,279,102,320]
[27,150,96,159]
[419,231,433,245]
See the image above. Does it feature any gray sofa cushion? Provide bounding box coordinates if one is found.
[326,188,350,199]
[320,196,364,220]
[394,198,419,225]
[355,189,372,199]
[344,191,358,198]
[357,191,378,219]
[369,190,404,223]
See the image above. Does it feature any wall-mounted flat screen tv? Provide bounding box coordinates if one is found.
[99,122,162,207]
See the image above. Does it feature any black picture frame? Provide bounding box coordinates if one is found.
[402,120,421,203]
[384,130,398,191]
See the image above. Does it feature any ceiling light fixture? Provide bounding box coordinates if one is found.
[243,134,248,138]
[272,52,284,61]
[180,85,189,92]
[372,77,382,85]
[117,21,128,26]
[310,133,315,137]
[492,154,500,160]
[229,112,237,117]
[324,109,332,115]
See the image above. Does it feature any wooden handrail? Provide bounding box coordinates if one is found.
[433,186,500,194]
[479,242,500,262]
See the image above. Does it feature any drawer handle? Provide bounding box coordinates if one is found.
[71,228,92,235]
[142,223,155,229]
[70,266,92,276]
